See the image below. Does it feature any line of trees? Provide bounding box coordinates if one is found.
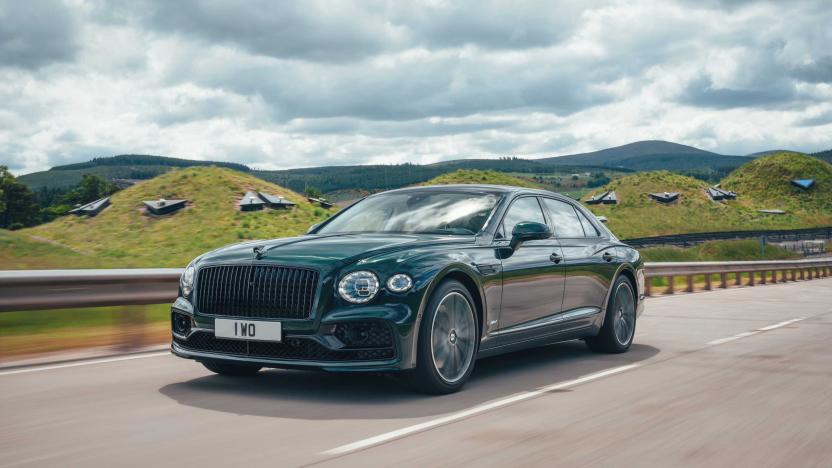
[0,167,118,229]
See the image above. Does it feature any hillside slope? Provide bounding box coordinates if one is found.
[583,169,829,238]
[419,169,541,188]
[721,152,832,215]
[4,167,334,268]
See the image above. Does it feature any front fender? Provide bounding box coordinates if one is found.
[404,261,487,368]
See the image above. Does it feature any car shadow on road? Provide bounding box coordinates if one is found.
[158,340,659,420]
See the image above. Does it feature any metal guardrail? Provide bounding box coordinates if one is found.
[624,226,832,248]
[644,258,832,296]
[0,268,182,312]
[0,259,831,312]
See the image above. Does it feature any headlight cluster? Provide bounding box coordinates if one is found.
[180,264,196,297]
[338,271,412,304]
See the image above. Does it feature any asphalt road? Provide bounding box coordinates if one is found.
[1,280,831,467]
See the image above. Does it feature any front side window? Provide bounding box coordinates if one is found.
[317,191,501,235]
[500,197,546,238]
[541,198,585,238]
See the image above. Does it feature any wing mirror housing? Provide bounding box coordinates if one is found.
[509,221,551,251]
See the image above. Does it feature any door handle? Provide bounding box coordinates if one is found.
[549,252,562,264]
[602,251,614,262]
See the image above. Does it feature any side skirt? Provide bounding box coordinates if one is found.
[478,307,602,359]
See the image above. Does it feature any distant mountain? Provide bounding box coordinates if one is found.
[537,140,751,171]
[18,154,250,190]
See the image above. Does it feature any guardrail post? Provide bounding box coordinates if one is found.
[791,269,797,281]
[748,271,755,286]
[799,269,805,280]
[665,276,675,294]
[734,272,742,286]
[704,274,712,291]
[808,268,814,280]
[645,279,652,297]
[780,269,789,282]
[759,270,767,285]
[685,275,694,293]
[719,273,727,289]
[770,270,777,283]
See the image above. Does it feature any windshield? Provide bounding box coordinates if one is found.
[317,191,502,235]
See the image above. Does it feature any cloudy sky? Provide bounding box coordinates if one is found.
[1,0,830,175]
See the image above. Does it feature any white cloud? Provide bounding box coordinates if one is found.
[0,0,830,175]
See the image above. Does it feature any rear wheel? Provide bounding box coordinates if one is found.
[202,361,262,376]
[586,276,636,353]
[410,280,479,394]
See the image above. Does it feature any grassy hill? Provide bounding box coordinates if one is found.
[419,169,542,188]
[1,167,335,269]
[585,153,832,238]
[721,152,832,215]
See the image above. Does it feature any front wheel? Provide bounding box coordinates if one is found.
[409,279,479,394]
[586,275,637,353]
[202,361,262,376]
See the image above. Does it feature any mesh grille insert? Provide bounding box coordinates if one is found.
[194,265,318,319]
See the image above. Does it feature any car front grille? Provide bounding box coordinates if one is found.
[174,331,396,362]
[194,265,318,319]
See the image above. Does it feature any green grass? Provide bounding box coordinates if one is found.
[721,151,832,215]
[0,230,116,269]
[639,239,801,262]
[1,167,337,269]
[585,160,832,238]
[0,305,169,337]
[420,169,542,188]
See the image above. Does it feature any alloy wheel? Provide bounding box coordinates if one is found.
[612,282,636,346]
[430,291,476,383]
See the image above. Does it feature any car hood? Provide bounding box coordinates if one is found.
[199,233,475,268]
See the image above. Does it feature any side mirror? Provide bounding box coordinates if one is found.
[306,223,320,234]
[509,221,551,250]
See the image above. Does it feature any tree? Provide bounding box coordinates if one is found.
[304,186,323,199]
[0,166,41,229]
[61,174,118,207]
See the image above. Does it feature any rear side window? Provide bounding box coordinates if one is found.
[541,198,585,238]
[499,197,546,238]
[576,209,600,237]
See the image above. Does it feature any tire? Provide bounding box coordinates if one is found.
[202,361,262,376]
[586,275,637,354]
[409,279,479,394]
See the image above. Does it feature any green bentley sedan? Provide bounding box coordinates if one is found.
[171,184,645,393]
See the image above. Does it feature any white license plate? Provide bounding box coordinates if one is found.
[214,319,282,342]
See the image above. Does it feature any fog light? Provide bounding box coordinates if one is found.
[172,312,191,335]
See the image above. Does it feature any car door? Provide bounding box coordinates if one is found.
[540,198,618,327]
[495,196,566,340]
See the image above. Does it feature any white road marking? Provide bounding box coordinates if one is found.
[322,363,640,457]
[0,351,170,376]
[758,318,805,331]
[706,317,805,346]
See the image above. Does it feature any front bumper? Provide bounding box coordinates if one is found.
[170,299,412,372]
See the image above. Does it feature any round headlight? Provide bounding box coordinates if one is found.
[180,264,196,297]
[386,274,413,293]
[338,271,379,304]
